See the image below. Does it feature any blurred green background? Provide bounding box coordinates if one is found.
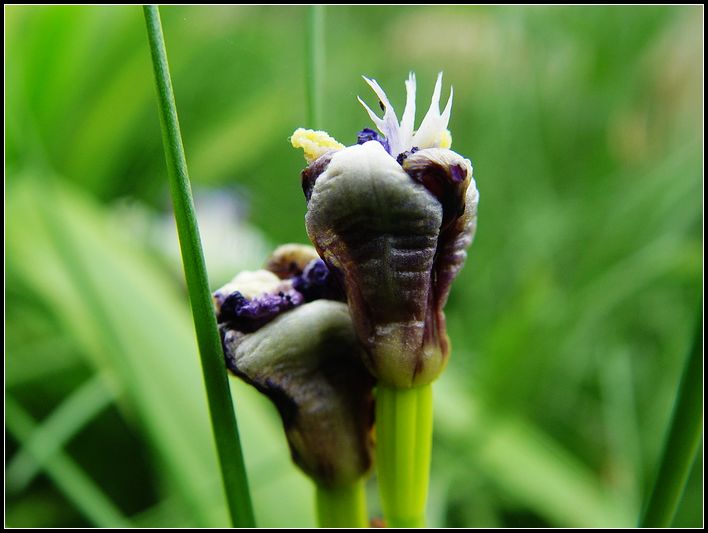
[5,5,703,528]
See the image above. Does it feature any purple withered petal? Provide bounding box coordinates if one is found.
[396,146,419,166]
[292,258,345,302]
[218,289,304,332]
[356,127,390,153]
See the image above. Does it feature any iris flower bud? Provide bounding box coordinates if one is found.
[292,73,479,388]
[214,245,374,488]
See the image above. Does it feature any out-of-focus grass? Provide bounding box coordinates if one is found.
[5,5,702,527]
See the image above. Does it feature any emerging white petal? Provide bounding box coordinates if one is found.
[399,72,417,152]
[360,76,402,156]
[412,72,453,149]
[357,72,454,160]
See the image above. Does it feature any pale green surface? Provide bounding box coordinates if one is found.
[6,5,702,527]
[316,480,369,528]
[376,385,433,527]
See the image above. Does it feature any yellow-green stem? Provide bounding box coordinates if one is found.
[316,480,369,528]
[376,384,433,528]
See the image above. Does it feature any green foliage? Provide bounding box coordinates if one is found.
[5,5,702,527]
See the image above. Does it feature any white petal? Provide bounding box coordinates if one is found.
[441,85,453,130]
[399,72,417,152]
[430,72,443,114]
[362,76,393,112]
[357,96,387,133]
[361,76,401,154]
[413,73,453,149]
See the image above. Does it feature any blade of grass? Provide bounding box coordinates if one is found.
[639,308,703,528]
[305,5,325,129]
[435,372,633,527]
[26,174,224,526]
[142,5,255,528]
[5,396,131,528]
[6,372,117,493]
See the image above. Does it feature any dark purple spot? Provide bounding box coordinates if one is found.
[292,259,344,302]
[218,289,304,332]
[305,259,329,284]
[450,163,466,183]
[396,146,419,165]
[356,128,390,154]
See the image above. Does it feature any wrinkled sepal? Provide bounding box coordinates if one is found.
[221,300,375,488]
[304,141,477,388]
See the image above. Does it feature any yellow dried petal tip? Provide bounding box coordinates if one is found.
[291,128,345,163]
[439,129,452,149]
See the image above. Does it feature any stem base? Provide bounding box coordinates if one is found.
[316,480,368,528]
[376,384,433,528]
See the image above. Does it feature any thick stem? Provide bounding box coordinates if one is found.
[316,480,369,528]
[143,6,255,527]
[376,384,433,528]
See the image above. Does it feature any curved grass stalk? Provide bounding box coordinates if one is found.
[639,309,703,527]
[143,6,255,527]
[6,373,116,492]
[6,397,130,527]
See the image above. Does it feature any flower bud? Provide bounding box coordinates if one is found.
[293,74,479,388]
[214,245,374,487]
[221,300,374,488]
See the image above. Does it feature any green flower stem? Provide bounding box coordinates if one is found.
[639,310,703,528]
[376,384,433,528]
[316,480,369,528]
[143,6,255,528]
[305,5,325,129]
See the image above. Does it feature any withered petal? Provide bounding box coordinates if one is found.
[402,148,472,230]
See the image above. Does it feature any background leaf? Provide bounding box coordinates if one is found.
[6,5,702,527]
